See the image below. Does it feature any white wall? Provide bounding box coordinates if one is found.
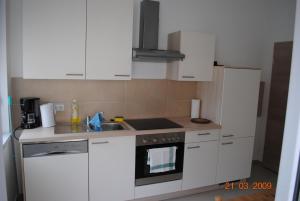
[132,0,269,78]
[275,1,300,200]
[3,139,17,201]
[1,0,9,200]
[253,0,296,161]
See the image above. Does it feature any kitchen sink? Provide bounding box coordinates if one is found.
[101,122,125,131]
[55,122,128,134]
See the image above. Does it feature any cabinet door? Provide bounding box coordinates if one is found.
[23,0,86,79]
[89,136,135,201]
[216,137,254,183]
[182,141,218,190]
[221,68,261,138]
[179,32,215,81]
[86,0,133,80]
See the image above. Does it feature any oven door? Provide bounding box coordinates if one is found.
[135,142,184,186]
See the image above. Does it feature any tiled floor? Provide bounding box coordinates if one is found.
[168,162,277,201]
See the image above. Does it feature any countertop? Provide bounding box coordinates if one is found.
[19,117,221,143]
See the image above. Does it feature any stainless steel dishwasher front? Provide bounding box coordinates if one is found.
[22,140,88,201]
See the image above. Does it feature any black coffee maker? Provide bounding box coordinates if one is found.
[20,97,41,129]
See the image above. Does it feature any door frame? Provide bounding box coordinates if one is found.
[275,0,300,200]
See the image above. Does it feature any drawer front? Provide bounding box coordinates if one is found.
[185,129,220,143]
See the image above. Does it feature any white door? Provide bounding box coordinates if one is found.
[89,136,135,201]
[24,154,88,201]
[179,32,215,81]
[216,137,254,183]
[182,141,218,190]
[86,0,133,80]
[23,0,86,79]
[220,68,261,138]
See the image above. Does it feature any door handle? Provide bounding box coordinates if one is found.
[114,74,130,77]
[187,146,200,149]
[197,133,210,136]
[92,141,109,145]
[222,142,233,145]
[30,150,82,157]
[182,75,195,79]
[222,134,234,138]
[66,73,84,76]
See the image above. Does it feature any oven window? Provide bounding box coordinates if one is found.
[135,142,184,179]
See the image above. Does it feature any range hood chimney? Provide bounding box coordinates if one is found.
[132,0,185,62]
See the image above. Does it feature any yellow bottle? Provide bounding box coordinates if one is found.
[71,99,80,125]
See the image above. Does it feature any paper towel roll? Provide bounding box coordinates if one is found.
[40,103,56,128]
[191,99,200,119]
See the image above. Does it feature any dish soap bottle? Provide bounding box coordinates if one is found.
[71,99,80,125]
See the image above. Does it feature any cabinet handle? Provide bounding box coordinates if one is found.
[222,142,233,145]
[197,133,210,136]
[182,76,195,79]
[187,146,200,149]
[114,74,130,77]
[222,134,234,138]
[66,73,84,76]
[92,141,109,145]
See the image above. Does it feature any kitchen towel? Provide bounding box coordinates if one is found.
[40,103,55,128]
[147,146,177,173]
[191,99,201,119]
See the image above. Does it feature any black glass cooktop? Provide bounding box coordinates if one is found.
[125,118,183,130]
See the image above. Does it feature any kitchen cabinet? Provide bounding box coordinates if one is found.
[22,0,133,80]
[86,0,133,80]
[220,68,261,139]
[23,0,86,79]
[199,67,260,183]
[216,137,254,183]
[89,136,135,201]
[199,67,261,139]
[185,129,219,144]
[182,140,219,190]
[167,31,215,81]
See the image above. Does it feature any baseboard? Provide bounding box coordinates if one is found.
[132,184,222,201]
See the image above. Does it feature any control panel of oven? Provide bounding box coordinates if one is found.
[136,132,185,146]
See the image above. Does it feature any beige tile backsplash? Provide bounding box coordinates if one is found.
[11,78,197,127]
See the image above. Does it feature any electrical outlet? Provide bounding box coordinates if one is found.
[54,103,65,112]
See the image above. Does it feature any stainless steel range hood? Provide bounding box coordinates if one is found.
[132,0,185,62]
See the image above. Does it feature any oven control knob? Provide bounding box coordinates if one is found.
[172,137,176,141]
[152,138,158,143]
[142,139,148,144]
[161,138,166,142]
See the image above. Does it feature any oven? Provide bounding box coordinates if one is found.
[135,132,185,186]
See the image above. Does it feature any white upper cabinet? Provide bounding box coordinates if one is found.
[23,0,86,79]
[167,31,215,81]
[220,68,261,139]
[86,0,133,80]
[199,67,261,139]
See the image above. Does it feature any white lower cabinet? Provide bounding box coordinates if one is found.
[216,137,254,183]
[89,136,135,201]
[182,141,219,190]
